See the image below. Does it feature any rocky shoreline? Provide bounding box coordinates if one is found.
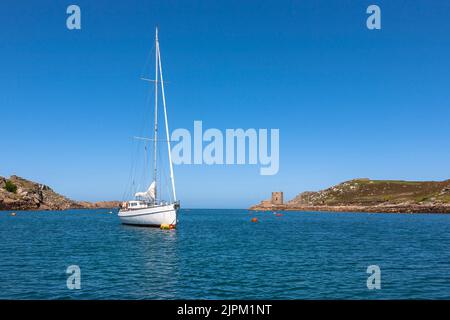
[250,204,450,214]
[250,178,450,214]
[0,175,120,211]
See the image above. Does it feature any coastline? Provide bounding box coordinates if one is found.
[249,204,450,214]
[1,175,119,211]
[0,202,120,212]
[250,178,450,214]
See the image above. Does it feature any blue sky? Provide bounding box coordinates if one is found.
[1,0,450,208]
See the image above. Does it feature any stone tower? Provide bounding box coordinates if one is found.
[271,192,283,205]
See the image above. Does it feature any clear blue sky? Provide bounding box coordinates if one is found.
[1,0,450,208]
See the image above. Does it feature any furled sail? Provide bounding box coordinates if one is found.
[135,181,156,200]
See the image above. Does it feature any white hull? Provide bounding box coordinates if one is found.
[118,204,177,227]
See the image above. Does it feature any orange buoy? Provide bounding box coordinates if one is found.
[169,224,176,230]
[251,217,258,223]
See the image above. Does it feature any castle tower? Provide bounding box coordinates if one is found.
[271,192,283,205]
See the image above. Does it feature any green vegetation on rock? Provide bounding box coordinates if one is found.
[4,180,17,194]
[288,179,450,206]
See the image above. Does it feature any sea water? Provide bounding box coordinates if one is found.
[1,209,450,299]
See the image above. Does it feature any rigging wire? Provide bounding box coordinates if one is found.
[123,44,157,200]
[122,38,175,204]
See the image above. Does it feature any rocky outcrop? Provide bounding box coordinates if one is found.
[250,178,450,213]
[0,175,120,211]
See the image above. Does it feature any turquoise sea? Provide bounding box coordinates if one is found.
[1,209,450,299]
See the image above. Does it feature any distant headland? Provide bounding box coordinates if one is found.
[250,178,450,213]
[0,175,120,211]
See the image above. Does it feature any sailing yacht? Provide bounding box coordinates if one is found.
[118,28,179,227]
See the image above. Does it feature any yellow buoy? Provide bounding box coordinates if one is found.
[160,224,176,230]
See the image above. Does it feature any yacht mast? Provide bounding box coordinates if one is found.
[157,34,177,202]
[152,27,159,203]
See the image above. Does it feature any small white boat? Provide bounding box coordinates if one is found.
[119,27,179,227]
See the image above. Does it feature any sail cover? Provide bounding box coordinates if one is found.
[135,181,156,200]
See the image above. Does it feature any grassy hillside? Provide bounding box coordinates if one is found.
[289,178,450,206]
